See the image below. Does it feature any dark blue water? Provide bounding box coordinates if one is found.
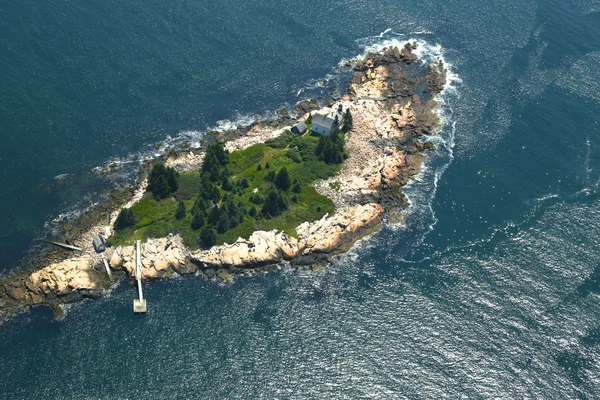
[2,0,600,398]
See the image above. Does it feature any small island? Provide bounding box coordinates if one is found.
[0,42,447,320]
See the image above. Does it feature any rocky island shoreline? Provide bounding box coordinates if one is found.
[0,43,447,321]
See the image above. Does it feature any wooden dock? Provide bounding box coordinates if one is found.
[133,240,147,313]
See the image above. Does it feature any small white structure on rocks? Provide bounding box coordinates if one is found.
[311,104,343,135]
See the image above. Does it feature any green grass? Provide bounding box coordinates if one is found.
[110,131,342,249]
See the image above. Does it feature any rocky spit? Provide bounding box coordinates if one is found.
[0,43,447,321]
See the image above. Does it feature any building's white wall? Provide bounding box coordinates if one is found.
[312,124,330,135]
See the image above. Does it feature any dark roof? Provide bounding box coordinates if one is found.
[292,121,307,132]
[312,114,336,130]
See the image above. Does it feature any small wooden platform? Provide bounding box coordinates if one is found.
[133,299,147,313]
[133,240,147,314]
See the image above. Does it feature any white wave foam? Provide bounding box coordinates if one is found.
[557,51,600,103]
[379,28,393,37]
[572,0,600,14]
[54,173,73,180]
[370,37,461,241]
[411,29,434,35]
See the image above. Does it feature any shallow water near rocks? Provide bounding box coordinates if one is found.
[2,0,600,398]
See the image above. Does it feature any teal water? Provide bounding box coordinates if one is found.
[2,0,600,398]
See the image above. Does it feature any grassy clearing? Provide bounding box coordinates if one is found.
[109,129,344,249]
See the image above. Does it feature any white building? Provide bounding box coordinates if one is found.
[311,105,343,135]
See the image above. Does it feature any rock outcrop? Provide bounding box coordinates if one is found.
[293,99,320,115]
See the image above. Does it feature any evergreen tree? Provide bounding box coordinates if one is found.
[249,206,257,217]
[216,213,229,233]
[316,135,326,156]
[166,168,178,193]
[115,208,135,230]
[201,143,229,183]
[342,109,353,132]
[208,206,221,225]
[147,163,179,199]
[199,176,221,203]
[191,210,205,230]
[155,176,171,199]
[192,197,208,215]
[240,177,249,189]
[306,113,313,124]
[224,199,241,229]
[250,193,264,204]
[198,225,217,249]
[265,162,270,169]
[257,164,262,171]
[264,170,276,182]
[316,134,345,165]
[175,200,186,220]
[292,179,302,194]
[274,167,291,191]
[262,188,288,217]
[221,176,233,191]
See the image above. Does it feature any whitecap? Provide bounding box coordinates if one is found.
[53,173,73,180]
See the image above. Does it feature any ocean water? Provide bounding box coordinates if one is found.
[2,0,600,398]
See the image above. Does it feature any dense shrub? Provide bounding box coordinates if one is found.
[115,208,135,230]
[147,163,179,199]
[286,148,303,163]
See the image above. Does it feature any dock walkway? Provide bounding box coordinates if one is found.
[133,240,147,313]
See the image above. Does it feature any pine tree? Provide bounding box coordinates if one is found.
[316,135,325,156]
[198,225,217,249]
[217,213,229,233]
[264,170,276,182]
[262,188,288,217]
[166,168,179,193]
[274,167,291,191]
[191,210,205,230]
[250,193,264,204]
[175,200,186,220]
[147,163,178,199]
[199,177,221,203]
[222,176,233,191]
[342,109,353,132]
[292,179,302,194]
[208,206,221,225]
[249,206,257,217]
[193,197,208,215]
